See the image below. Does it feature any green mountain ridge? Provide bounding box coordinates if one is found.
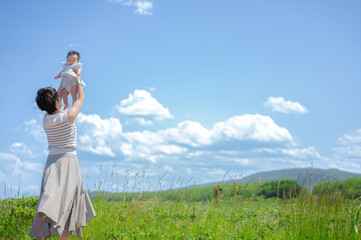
[195,168,361,188]
[89,168,361,197]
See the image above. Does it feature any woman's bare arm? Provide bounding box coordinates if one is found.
[57,80,63,104]
[67,81,85,125]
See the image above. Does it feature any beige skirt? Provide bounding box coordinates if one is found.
[29,153,96,238]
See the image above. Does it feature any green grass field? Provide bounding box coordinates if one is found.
[1,178,360,239]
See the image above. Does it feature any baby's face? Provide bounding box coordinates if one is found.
[66,54,79,65]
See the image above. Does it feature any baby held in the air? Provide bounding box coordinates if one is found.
[54,50,86,109]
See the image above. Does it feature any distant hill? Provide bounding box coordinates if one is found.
[88,168,361,197]
[197,168,361,188]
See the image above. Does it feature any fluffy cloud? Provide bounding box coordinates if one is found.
[0,152,43,180]
[334,146,361,158]
[0,142,46,195]
[281,147,321,160]
[264,97,308,114]
[127,118,153,126]
[337,129,361,145]
[77,113,122,137]
[77,113,123,157]
[335,129,361,158]
[329,129,361,172]
[211,114,293,144]
[134,1,153,15]
[109,0,154,15]
[117,90,173,125]
[17,90,325,192]
[159,121,212,147]
[23,119,46,142]
[9,142,34,157]
[76,111,318,171]
[78,135,116,157]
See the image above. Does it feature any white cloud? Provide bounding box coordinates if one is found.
[108,0,154,15]
[329,128,361,173]
[264,97,308,114]
[117,90,173,125]
[76,113,123,157]
[334,129,361,160]
[212,114,293,144]
[134,1,153,15]
[337,129,361,145]
[233,158,251,166]
[23,119,46,142]
[334,145,361,158]
[0,152,43,180]
[157,145,187,155]
[281,147,321,160]
[160,121,212,147]
[9,142,35,158]
[335,129,361,159]
[76,111,316,171]
[126,117,153,126]
[77,113,122,137]
[10,104,325,194]
[78,135,116,157]
[124,130,162,145]
[121,143,133,156]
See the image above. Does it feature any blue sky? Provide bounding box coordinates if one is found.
[1,0,361,195]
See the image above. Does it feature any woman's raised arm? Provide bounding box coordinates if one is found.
[67,82,85,125]
[57,80,63,104]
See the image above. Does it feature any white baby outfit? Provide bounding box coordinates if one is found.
[61,62,86,92]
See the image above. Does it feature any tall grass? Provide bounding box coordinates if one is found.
[0,167,360,239]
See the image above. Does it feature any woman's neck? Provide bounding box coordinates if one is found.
[51,109,60,115]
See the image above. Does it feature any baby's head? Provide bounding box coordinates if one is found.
[66,50,80,65]
[35,87,60,114]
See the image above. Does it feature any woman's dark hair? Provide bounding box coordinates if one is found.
[35,87,59,114]
[67,50,80,60]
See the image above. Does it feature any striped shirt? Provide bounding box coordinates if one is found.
[43,109,77,155]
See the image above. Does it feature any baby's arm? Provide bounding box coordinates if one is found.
[74,66,82,79]
[54,70,64,79]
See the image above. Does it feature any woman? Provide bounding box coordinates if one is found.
[29,80,95,239]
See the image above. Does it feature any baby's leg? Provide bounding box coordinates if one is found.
[70,85,78,105]
[62,89,70,109]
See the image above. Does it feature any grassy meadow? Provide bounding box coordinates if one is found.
[0,171,360,240]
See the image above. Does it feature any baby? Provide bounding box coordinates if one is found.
[54,51,86,109]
